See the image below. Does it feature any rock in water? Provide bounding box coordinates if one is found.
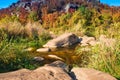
[47,55,64,61]
[43,33,80,49]
[33,57,44,62]
[71,68,117,80]
[36,48,50,53]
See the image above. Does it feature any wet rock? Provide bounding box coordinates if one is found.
[71,68,117,80]
[33,57,44,62]
[36,48,51,53]
[43,33,80,49]
[47,55,64,61]
[0,66,72,80]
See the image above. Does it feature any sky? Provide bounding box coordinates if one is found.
[0,0,120,9]
[100,0,120,6]
[0,0,18,9]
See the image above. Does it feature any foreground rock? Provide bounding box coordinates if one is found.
[0,61,117,80]
[43,33,80,49]
[0,66,72,80]
[71,68,117,80]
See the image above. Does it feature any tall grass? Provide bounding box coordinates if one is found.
[0,21,51,72]
[75,39,120,79]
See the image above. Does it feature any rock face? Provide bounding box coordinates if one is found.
[0,66,72,80]
[43,33,80,48]
[71,68,117,80]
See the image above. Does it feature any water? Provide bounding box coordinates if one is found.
[32,45,81,66]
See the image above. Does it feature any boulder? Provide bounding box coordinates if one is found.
[45,60,67,70]
[71,68,117,80]
[0,66,72,80]
[33,57,44,62]
[81,36,96,44]
[43,33,80,48]
[36,48,50,53]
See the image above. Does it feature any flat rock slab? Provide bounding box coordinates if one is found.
[0,66,72,80]
[71,68,117,80]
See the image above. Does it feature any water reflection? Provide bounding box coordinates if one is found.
[32,45,81,66]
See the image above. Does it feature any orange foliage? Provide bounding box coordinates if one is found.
[19,7,29,24]
[42,12,60,28]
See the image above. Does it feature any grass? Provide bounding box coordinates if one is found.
[75,39,120,79]
[0,21,51,73]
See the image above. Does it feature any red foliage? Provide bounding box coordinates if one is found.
[19,7,29,23]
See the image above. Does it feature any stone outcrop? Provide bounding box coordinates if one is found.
[71,68,117,80]
[0,65,72,80]
[43,33,80,48]
[0,61,117,80]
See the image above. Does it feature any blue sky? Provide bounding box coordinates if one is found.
[0,0,120,9]
[101,0,120,6]
[0,0,18,9]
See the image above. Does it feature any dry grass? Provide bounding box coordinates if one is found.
[0,21,47,39]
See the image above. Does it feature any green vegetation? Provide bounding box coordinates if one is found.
[0,21,51,72]
[46,6,120,78]
[75,41,120,79]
